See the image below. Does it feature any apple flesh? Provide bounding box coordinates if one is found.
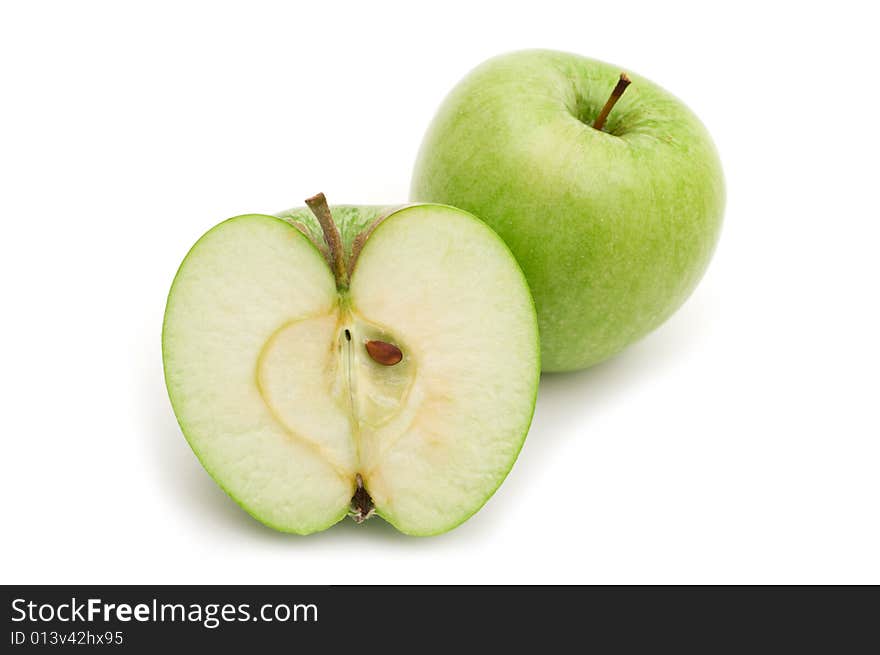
[162,196,539,535]
[411,50,725,371]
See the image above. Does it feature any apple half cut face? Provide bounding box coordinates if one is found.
[162,195,540,535]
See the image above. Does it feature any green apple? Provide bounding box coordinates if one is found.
[162,194,539,535]
[411,50,725,371]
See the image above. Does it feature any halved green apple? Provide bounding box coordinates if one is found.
[162,195,539,535]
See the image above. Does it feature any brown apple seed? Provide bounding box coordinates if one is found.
[365,340,403,366]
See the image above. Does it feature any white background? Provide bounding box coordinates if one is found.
[2,1,878,585]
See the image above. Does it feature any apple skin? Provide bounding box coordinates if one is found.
[411,50,725,371]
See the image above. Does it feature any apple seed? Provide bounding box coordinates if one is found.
[365,339,403,366]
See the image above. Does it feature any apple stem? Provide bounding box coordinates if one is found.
[593,73,631,132]
[305,192,348,287]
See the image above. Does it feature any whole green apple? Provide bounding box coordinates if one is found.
[411,50,725,371]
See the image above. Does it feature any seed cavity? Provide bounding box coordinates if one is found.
[365,339,403,366]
